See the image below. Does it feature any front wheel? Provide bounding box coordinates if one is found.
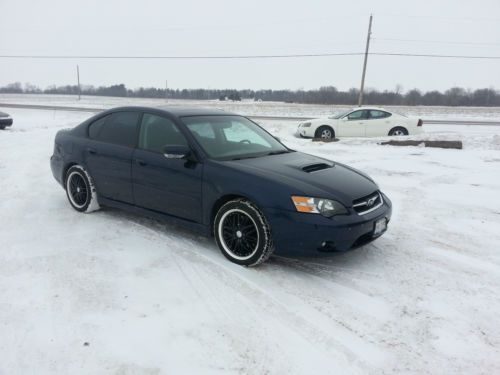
[65,165,100,213]
[214,199,274,266]
[315,125,335,140]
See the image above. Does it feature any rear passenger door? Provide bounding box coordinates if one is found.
[132,113,203,222]
[366,110,392,137]
[339,110,368,137]
[85,111,140,204]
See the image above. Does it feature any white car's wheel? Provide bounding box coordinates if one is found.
[315,125,335,140]
[389,127,408,136]
[65,165,100,213]
[214,199,274,266]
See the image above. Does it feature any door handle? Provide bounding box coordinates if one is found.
[135,159,147,166]
[87,147,97,155]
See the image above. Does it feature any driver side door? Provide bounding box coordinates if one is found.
[132,113,203,222]
[338,110,368,137]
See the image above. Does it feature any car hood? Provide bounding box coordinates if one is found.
[224,151,378,204]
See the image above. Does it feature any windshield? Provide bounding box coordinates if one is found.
[182,115,290,160]
[330,110,352,119]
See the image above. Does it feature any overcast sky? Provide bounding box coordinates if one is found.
[1,0,499,92]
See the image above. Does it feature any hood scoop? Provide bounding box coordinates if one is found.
[301,162,334,173]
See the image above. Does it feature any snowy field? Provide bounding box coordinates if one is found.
[2,93,500,121]
[1,105,500,374]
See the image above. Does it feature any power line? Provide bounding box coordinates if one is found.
[373,37,500,46]
[0,52,364,59]
[0,52,499,59]
[371,52,500,59]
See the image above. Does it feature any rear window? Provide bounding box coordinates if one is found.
[369,110,392,119]
[89,112,140,147]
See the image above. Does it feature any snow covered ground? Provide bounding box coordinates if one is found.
[1,106,500,374]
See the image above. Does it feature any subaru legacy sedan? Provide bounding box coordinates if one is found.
[50,106,392,266]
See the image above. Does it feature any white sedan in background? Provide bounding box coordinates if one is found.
[297,107,423,140]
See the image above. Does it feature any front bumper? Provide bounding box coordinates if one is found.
[297,124,314,138]
[0,117,13,127]
[264,195,392,256]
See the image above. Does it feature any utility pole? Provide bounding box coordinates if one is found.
[358,14,372,107]
[76,65,81,100]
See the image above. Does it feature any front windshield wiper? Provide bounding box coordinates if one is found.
[266,150,293,156]
[230,155,262,161]
[230,150,292,161]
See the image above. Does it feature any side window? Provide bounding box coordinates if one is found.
[347,110,368,120]
[93,112,140,147]
[369,110,391,119]
[139,113,188,153]
[88,115,110,139]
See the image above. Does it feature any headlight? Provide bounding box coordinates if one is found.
[291,196,348,217]
[301,122,311,128]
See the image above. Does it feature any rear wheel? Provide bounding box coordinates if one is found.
[315,125,335,140]
[214,199,274,266]
[65,165,100,213]
[389,127,408,136]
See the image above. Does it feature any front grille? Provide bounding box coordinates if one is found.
[352,191,383,215]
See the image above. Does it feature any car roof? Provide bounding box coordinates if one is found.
[103,105,238,118]
[349,106,389,112]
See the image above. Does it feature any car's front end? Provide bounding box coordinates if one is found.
[297,120,315,138]
[264,190,392,256]
[0,111,13,129]
[214,149,392,257]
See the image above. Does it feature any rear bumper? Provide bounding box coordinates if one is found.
[50,154,64,186]
[0,118,13,127]
[264,194,392,256]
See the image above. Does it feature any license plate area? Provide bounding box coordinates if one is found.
[373,218,387,236]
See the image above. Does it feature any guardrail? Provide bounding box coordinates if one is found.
[1,103,499,126]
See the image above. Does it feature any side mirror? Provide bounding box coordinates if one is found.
[342,117,348,121]
[163,144,191,159]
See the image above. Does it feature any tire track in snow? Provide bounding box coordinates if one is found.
[123,215,390,373]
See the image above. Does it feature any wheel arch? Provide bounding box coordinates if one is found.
[314,124,336,138]
[62,162,78,188]
[210,193,254,236]
[388,126,408,136]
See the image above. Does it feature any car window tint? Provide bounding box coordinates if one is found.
[95,112,139,147]
[88,115,110,139]
[347,110,368,120]
[139,113,188,153]
[369,110,391,119]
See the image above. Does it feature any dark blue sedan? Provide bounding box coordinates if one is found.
[50,106,391,266]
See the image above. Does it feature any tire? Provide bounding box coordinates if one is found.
[214,199,274,266]
[388,127,408,136]
[314,125,335,140]
[65,165,100,213]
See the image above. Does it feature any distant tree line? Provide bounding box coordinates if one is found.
[1,82,499,107]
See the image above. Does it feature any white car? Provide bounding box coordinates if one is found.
[297,107,423,140]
